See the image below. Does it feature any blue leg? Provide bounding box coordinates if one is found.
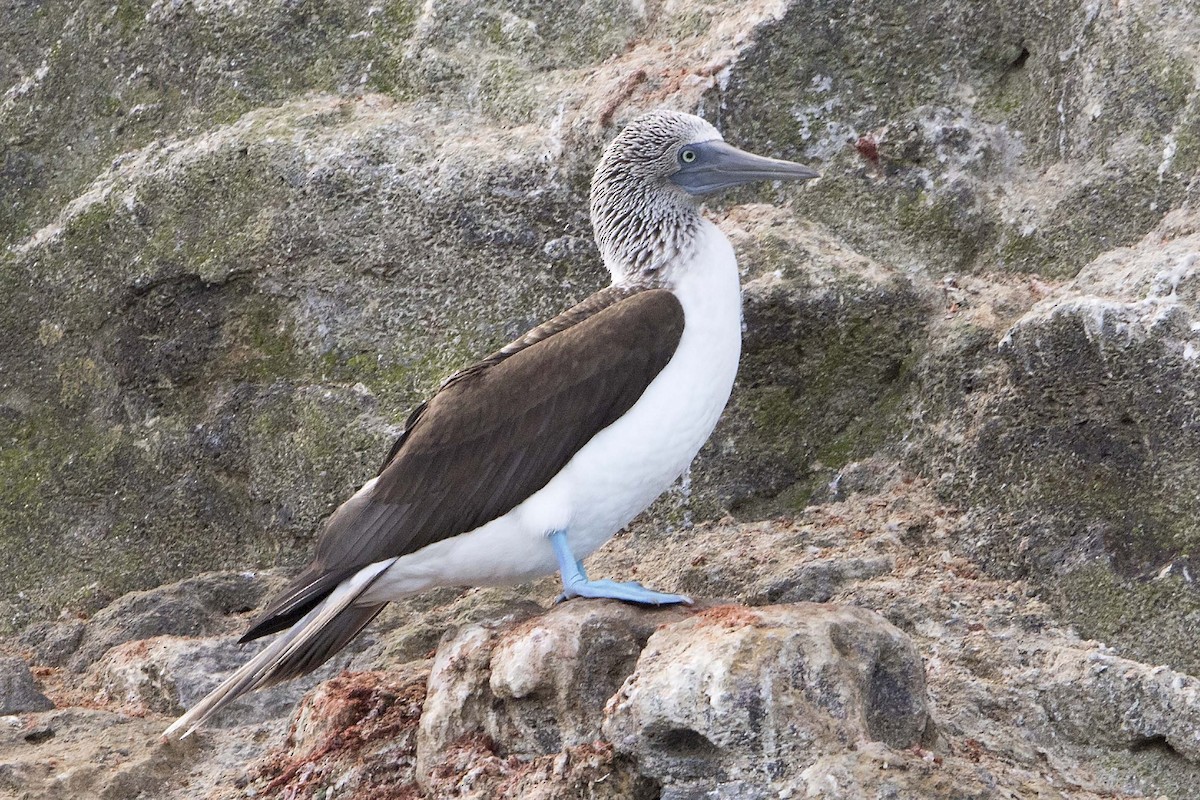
[549,530,692,606]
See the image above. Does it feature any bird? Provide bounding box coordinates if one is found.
[164,110,818,738]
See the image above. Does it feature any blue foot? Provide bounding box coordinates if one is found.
[548,530,693,606]
[558,578,692,605]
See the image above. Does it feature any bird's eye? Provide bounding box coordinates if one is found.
[680,149,697,164]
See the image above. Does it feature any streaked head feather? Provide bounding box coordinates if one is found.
[590,111,721,284]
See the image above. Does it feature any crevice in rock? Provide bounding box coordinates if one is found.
[1129,734,1178,757]
[1009,46,1030,71]
[23,726,54,744]
[651,726,721,765]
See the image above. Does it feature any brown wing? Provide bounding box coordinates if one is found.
[242,287,684,641]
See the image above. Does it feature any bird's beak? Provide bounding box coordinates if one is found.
[671,139,820,196]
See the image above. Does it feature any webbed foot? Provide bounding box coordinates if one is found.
[548,530,692,606]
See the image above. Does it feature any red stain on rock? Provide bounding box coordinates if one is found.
[255,668,429,799]
[855,135,881,166]
[693,605,761,629]
[599,70,648,127]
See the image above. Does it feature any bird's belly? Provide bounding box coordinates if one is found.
[553,326,739,558]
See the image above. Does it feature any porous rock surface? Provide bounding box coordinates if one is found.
[5,482,1200,797]
[3,0,1200,796]
[602,603,929,796]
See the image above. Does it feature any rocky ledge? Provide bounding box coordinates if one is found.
[3,479,1199,798]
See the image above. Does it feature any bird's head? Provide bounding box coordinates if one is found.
[590,110,819,283]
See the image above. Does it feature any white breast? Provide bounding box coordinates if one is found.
[361,221,742,601]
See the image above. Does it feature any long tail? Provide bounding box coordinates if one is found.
[164,559,395,739]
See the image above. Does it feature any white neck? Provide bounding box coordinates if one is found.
[666,220,743,338]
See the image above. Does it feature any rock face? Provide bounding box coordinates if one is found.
[4,0,1200,796]
[603,604,929,797]
[722,0,1200,278]
[928,208,1200,672]
[5,484,1200,797]
[62,570,285,673]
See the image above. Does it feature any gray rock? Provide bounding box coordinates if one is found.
[1038,648,1200,761]
[0,657,52,715]
[721,0,1199,277]
[604,603,929,795]
[17,619,86,668]
[748,555,895,605]
[487,602,696,753]
[694,213,931,520]
[926,208,1200,673]
[83,631,370,728]
[68,570,285,672]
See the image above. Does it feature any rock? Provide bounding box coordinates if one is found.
[82,633,364,728]
[416,600,694,785]
[16,619,85,668]
[422,739,657,800]
[747,555,895,605]
[287,663,429,757]
[68,570,286,672]
[604,604,929,795]
[722,0,1200,277]
[72,589,536,734]
[0,708,196,799]
[0,657,52,715]
[5,483,1200,796]
[484,602,697,750]
[928,208,1200,673]
[412,599,929,797]
[694,208,931,519]
[1038,649,1200,761]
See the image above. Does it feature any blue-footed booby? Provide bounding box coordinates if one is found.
[165,111,818,738]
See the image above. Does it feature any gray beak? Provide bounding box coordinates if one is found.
[670,139,820,196]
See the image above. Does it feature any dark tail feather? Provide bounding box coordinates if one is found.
[164,559,394,739]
